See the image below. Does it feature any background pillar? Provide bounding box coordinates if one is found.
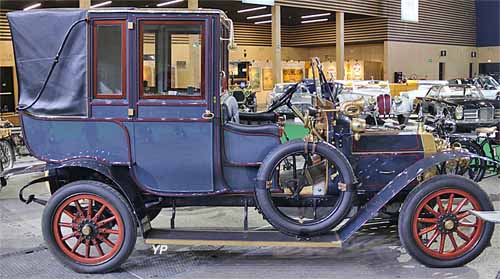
[336,11,345,80]
[79,0,91,8]
[188,0,198,9]
[272,5,282,85]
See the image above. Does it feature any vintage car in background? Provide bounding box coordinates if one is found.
[449,76,500,100]
[420,84,500,132]
[1,8,498,274]
[267,82,313,116]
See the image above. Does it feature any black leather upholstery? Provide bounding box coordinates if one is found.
[224,122,281,137]
[240,112,278,123]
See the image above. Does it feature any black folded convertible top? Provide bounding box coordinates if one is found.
[8,9,87,116]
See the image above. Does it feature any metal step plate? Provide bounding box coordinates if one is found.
[469,210,500,223]
[144,229,342,248]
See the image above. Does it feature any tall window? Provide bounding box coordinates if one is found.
[141,22,204,99]
[94,21,126,98]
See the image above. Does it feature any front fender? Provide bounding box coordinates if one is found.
[338,149,497,241]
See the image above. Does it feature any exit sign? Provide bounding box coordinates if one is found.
[242,0,275,5]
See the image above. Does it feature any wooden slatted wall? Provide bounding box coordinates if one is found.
[234,22,272,46]
[275,0,385,17]
[0,10,11,41]
[384,0,476,46]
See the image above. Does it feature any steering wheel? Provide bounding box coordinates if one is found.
[266,82,300,113]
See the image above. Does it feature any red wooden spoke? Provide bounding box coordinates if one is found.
[457,211,470,220]
[446,193,454,213]
[74,200,85,217]
[71,236,84,252]
[453,198,469,214]
[436,196,445,213]
[58,222,74,228]
[449,233,459,251]
[92,205,107,222]
[426,230,440,248]
[100,228,119,235]
[97,216,116,227]
[100,236,115,248]
[92,239,104,257]
[456,229,471,242]
[458,222,478,228]
[87,199,93,219]
[418,218,438,223]
[439,233,446,254]
[85,240,91,258]
[63,210,76,220]
[418,225,437,236]
[424,204,439,217]
[61,232,79,241]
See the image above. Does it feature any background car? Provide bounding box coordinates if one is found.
[421,84,500,132]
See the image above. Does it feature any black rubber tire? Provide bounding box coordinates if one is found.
[450,139,486,182]
[255,140,355,237]
[0,139,15,170]
[42,180,137,273]
[398,175,494,268]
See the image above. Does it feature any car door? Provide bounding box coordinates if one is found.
[131,17,215,193]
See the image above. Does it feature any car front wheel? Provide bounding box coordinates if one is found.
[399,175,494,268]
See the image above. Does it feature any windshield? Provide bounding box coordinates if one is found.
[438,86,484,99]
[478,76,500,89]
[273,83,295,94]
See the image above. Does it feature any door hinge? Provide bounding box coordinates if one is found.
[213,96,217,104]
[128,108,135,117]
[128,22,134,30]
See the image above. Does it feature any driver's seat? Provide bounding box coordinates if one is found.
[221,95,282,167]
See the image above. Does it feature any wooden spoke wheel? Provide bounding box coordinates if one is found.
[43,181,136,273]
[412,189,483,260]
[52,194,124,265]
[399,175,494,268]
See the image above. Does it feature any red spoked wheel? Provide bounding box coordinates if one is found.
[399,175,494,268]
[53,194,124,265]
[43,181,136,273]
[412,189,483,260]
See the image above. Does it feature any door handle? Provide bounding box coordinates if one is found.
[202,110,215,120]
[379,170,396,175]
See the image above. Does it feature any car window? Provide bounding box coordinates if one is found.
[426,87,439,97]
[94,21,126,99]
[141,22,203,99]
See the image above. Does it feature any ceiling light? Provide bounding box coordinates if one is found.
[255,20,272,25]
[237,6,266,13]
[301,18,329,24]
[90,1,112,8]
[157,0,184,7]
[246,13,272,20]
[301,12,331,19]
[23,3,41,11]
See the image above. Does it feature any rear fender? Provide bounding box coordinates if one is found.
[2,159,150,236]
[338,150,497,241]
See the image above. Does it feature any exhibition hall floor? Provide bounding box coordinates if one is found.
[0,157,499,279]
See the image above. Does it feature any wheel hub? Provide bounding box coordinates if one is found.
[437,213,458,233]
[78,219,98,240]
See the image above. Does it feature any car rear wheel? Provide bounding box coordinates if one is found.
[42,180,136,273]
[399,175,494,267]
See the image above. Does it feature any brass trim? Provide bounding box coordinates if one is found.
[144,238,342,248]
[420,133,437,158]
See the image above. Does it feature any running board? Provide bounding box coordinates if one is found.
[144,229,342,248]
[469,210,500,224]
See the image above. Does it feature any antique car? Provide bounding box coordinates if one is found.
[1,8,498,274]
[420,84,500,132]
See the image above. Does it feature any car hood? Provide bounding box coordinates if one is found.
[447,99,500,109]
